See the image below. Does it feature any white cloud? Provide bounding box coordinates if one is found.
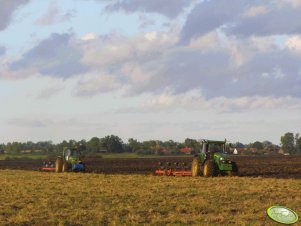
[286,35,301,53]
[2,2,301,104]
[80,31,177,68]
[143,90,301,112]
[244,6,269,17]
[36,85,64,99]
[35,2,76,26]
[282,0,301,8]
[120,62,152,83]
[81,33,97,41]
[75,72,122,97]
[35,2,59,25]
[250,36,276,52]
[188,31,220,50]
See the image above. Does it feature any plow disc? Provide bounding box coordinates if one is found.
[155,162,192,176]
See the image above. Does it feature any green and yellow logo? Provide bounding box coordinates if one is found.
[267,206,298,225]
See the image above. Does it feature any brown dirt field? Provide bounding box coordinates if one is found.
[0,155,301,179]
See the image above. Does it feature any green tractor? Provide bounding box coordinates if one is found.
[191,139,238,177]
[55,147,85,173]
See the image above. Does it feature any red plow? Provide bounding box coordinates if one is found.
[155,162,192,176]
[39,161,56,172]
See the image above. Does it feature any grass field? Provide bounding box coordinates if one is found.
[0,154,49,160]
[1,170,300,225]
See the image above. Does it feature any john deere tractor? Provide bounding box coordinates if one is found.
[191,139,238,177]
[55,148,85,173]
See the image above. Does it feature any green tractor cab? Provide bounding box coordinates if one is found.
[55,148,85,173]
[191,139,238,177]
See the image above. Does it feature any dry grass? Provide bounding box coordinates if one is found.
[0,170,300,226]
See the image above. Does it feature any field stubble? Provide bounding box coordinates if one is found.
[0,170,301,225]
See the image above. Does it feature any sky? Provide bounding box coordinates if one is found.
[0,0,301,145]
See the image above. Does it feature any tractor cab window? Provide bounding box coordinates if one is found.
[65,149,71,156]
[70,149,79,157]
[208,144,224,153]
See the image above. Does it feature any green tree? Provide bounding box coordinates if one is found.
[139,140,158,154]
[128,138,141,152]
[87,137,101,153]
[295,133,301,153]
[6,142,22,154]
[184,138,200,152]
[252,141,263,150]
[281,132,295,154]
[0,143,4,154]
[262,140,277,153]
[162,140,180,154]
[234,142,244,148]
[77,139,87,152]
[101,135,124,153]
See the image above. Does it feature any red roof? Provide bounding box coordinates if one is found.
[180,147,192,154]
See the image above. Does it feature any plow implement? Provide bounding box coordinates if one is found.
[155,162,192,176]
[39,161,56,172]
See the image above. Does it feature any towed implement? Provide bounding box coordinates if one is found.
[155,139,238,177]
[39,147,85,173]
[155,162,192,176]
[39,161,56,172]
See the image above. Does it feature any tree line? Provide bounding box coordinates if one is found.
[280,132,301,154]
[0,136,201,155]
[0,132,300,155]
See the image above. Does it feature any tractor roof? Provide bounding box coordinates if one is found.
[200,139,226,144]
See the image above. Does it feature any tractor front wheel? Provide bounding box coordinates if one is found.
[55,158,63,173]
[228,162,238,176]
[191,157,200,177]
[203,160,217,177]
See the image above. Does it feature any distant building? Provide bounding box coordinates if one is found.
[278,149,284,154]
[160,148,171,155]
[234,148,258,154]
[278,149,289,155]
[0,149,5,154]
[180,147,192,155]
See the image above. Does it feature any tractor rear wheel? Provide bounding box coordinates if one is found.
[62,162,70,172]
[191,157,200,177]
[55,158,63,173]
[203,160,217,177]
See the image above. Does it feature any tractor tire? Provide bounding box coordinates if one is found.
[62,162,70,172]
[55,158,63,173]
[228,162,238,176]
[203,160,217,177]
[191,157,200,177]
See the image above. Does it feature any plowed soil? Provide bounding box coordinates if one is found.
[0,155,301,179]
